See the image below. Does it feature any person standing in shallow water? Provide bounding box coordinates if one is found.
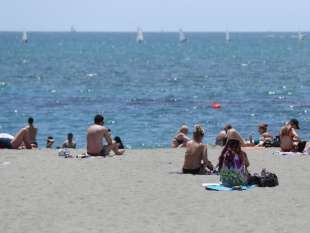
[87,114,124,156]
[182,125,213,174]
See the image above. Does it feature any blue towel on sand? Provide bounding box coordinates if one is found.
[202,183,256,191]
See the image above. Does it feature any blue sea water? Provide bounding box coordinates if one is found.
[0,32,309,148]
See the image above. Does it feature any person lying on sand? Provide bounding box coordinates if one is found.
[87,114,124,156]
[171,125,190,148]
[0,127,32,149]
[218,130,250,187]
[215,124,232,146]
[182,125,213,174]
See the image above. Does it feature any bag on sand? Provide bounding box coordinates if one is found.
[248,169,279,187]
[263,136,280,148]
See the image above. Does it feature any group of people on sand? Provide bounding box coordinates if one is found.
[180,124,249,183]
[172,119,309,187]
[0,114,125,157]
[0,117,76,150]
[172,118,308,153]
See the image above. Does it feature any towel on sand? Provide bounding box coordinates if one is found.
[202,183,256,191]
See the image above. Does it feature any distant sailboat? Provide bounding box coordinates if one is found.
[22,31,28,43]
[179,29,187,43]
[70,26,76,33]
[225,31,231,42]
[136,27,144,43]
[298,31,305,41]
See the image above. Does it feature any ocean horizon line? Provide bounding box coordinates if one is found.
[0,30,309,33]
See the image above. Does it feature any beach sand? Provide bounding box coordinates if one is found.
[1,147,310,233]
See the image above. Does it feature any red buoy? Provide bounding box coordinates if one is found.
[211,102,221,109]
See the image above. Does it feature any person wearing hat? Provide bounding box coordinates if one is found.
[46,136,55,148]
[280,119,301,152]
[215,124,232,146]
[171,125,190,148]
[218,129,250,187]
[182,125,214,174]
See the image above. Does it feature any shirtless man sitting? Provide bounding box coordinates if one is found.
[182,125,213,174]
[27,117,38,148]
[0,127,32,149]
[87,114,124,156]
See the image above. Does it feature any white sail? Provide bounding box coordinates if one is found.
[179,29,187,43]
[136,27,144,43]
[70,26,76,32]
[226,31,231,42]
[298,31,304,41]
[22,31,28,43]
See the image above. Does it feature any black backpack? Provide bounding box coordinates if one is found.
[248,169,279,187]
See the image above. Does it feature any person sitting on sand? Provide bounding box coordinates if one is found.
[182,125,214,174]
[62,133,76,148]
[27,117,38,148]
[218,130,250,187]
[280,118,305,152]
[87,114,124,156]
[0,127,32,149]
[171,125,190,148]
[255,123,273,146]
[46,136,55,148]
[215,124,232,146]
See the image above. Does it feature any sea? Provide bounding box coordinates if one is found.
[0,32,309,149]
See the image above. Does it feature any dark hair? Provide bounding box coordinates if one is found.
[68,133,73,138]
[114,136,124,149]
[224,124,232,132]
[94,114,104,124]
[28,117,34,124]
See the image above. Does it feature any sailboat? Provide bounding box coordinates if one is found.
[22,31,28,43]
[225,31,231,42]
[70,26,76,33]
[136,27,144,43]
[179,29,187,43]
[298,31,305,41]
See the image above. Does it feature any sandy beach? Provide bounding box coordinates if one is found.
[1,147,310,233]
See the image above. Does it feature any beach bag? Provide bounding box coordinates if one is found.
[259,171,279,187]
[263,136,280,147]
[248,169,279,187]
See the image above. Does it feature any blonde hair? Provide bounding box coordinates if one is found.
[193,124,205,140]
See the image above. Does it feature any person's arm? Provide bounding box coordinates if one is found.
[201,145,213,171]
[243,152,250,168]
[103,128,113,145]
[291,128,300,142]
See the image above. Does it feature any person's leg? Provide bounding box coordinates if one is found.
[11,128,31,149]
[109,141,125,155]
